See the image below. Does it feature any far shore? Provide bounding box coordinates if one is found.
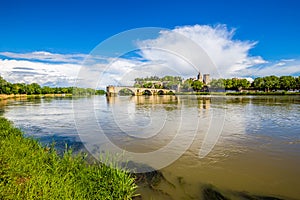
[175,91,300,96]
[1,91,299,101]
[0,93,73,100]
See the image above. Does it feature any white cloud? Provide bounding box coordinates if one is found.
[137,24,267,78]
[250,60,300,77]
[0,59,80,87]
[0,51,86,64]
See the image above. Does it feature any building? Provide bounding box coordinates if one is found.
[197,72,203,82]
[203,74,210,84]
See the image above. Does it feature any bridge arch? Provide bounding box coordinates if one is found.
[157,90,164,95]
[142,89,152,95]
[118,88,135,96]
[167,90,175,95]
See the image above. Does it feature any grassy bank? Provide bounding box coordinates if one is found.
[0,94,73,100]
[0,118,137,199]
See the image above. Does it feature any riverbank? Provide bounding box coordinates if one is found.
[175,91,300,96]
[0,117,137,199]
[0,93,74,101]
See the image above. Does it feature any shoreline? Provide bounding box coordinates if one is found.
[175,91,300,96]
[0,117,137,199]
[0,93,73,101]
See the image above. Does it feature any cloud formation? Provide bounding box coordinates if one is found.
[137,24,267,78]
[0,24,299,88]
[0,59,80,87]
[0,51,86,64]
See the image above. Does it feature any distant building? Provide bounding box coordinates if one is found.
[196,72,210,85]
[197,72,203,82]
[203,74,210,84]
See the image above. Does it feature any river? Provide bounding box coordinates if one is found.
[1,95,300,199]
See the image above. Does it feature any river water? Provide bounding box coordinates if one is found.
[1,95,300,199]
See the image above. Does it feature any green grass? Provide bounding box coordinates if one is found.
[0,117,137,199]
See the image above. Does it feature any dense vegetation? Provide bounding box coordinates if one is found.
[134,75,300,92]
[134,76,182,89]
[134,76,205,92]
[0,118,137,199]
[0,76,105,95]
[210,75,300,91]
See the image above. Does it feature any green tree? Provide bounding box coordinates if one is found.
[0,76,9,94]
[182,79,193,91]
[134,83,141,88]
[30,83,42,94]
[238,79,251,90]
[26,84,34,95]
[280,76,296,90]
[253,77,265,90]
[225,79,233,90]
[42,86,54,94]
[154,83,163,89]
[191,80,203,92]
[143,82,153,88]
[296,76,300,90]
[210,79,225,89]
[263,76,279,92]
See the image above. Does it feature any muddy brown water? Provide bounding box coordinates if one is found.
[2,95,300,199]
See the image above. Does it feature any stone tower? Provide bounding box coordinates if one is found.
[203,74,210,84]
[197,72,203,82]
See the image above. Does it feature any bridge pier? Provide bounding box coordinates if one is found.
[106,86,118,96]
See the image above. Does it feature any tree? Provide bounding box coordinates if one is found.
[30,83,42,94]
[0,76,9,94]
[280,76,296,90]
[263,76,280,92]
[182,79,193,91]
[210,79,225,89]
[2,84,12,94]
[225,79,233,90]
[143,82,153,88]
[42,86,54,94]
[134,83,141,88]
[154,83,163,89]
[191,80,203,92]
[253,77,265,90]
[238,79,251,90]
[296,76,300,90]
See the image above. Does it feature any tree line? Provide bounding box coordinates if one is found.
[134,76,182,89]
[134,75,300,92]
[210,75,300,91]
[0,76,105,95]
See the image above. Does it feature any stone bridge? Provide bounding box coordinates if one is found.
[106,86,176,96]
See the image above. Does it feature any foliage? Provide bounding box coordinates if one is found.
[253,75,299,91]
[181,79,193,91]
[0,76,105,95]
[210,79,225,89]
[134,76,182,90]
[210,78,250,90]
[119,88,134,96]
[0,118,137,199]
[210,76,300,92]
[191,80,203,92]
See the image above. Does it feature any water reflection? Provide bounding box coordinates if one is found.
[3,97,81,151]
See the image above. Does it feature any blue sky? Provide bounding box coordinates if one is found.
[0,0,300,87]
